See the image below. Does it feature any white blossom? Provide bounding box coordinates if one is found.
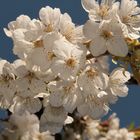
[83,20,128,57]
[10,111,40,133]
[0,111,54,140]
[59,13,84,44]
[40,102,68,134]
[51,38,86,80]
[118,0,140,39]
[106,129,134,140]
[4,15,31,37]
[82,114,134,140]
[0,60,16,109]
[48,80,79,113]
[108,68,131,97]
[39,6,61,32]
[77,65,110,119]
[9,61,49,113]
[5,17,44,60]
[10,96,42,114]
[81,0,119,21]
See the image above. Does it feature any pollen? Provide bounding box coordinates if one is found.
[97,5,109,19]
[44,24,53,33]
[36,135,44,140]
[65,58,76,68]
[63,26,74,42]
[27,72,35,82]
[101,30,113,39]
[122,15,138,25]
[47,51,56,61]
[33,40,44,48]
[65,32,72,42]
[86,68,98,78]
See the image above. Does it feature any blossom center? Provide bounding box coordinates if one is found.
[65,58,76,68]
[63,26,74,42]
[44,24,53,32]
[86,68,98,78]
[47,51,56,61]
[97,5,109,18]
[25,72,35,83]
[33,40,44,48]
[122,15,138,25]
[37,134,44,140]
[101,30,113,39]
[122,16,130,24]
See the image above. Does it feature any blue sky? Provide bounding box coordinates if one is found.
[0,0,140,127]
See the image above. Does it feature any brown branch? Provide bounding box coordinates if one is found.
[86,52,109,60]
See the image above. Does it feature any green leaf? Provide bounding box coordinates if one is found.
[128,122,135,130]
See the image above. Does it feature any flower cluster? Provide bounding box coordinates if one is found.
[0,51,130,133]
[82,114,135,140]
[0,111,54,140]
[0,0,140,135]
[0,113,134,140]
[82,0,140,56]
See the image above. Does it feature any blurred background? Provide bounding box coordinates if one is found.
[0,0,140,127]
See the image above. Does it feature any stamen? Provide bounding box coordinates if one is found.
[33,40,44,48]
[44,24,53,33]
[63,26,74,42]
[47,51,56,61]
[101,30,113,39]
[86,68,98,78]
[65,58,76,68]
[97,5,110,19]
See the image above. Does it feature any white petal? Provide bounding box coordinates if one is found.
[15,78,29,92]
[90,38,107,56]
[42,105,67,123]
[110,85,129,97]
[49,92,63,107]
[89,104,109,119]
[40,118,63,134]
[98,91,108,98]
[63,94,77,113]
[43,32,61,50]
[40,105,67,134]
[14,98,42,114]
[64,116,73,124]
[39,6,61,30]
[29,79,46,93]
[107,37,128,57]
[81,0,96,12]
[53,39,72,59]
[15,15,31,29]
[93,72,109,89]
[34,93,49,98]
[3,28,12,37]
[83,20,99,39]
[12,59,28,78]
[110,68,131,84]
[77,103,90,116]
[26,48,50,72]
